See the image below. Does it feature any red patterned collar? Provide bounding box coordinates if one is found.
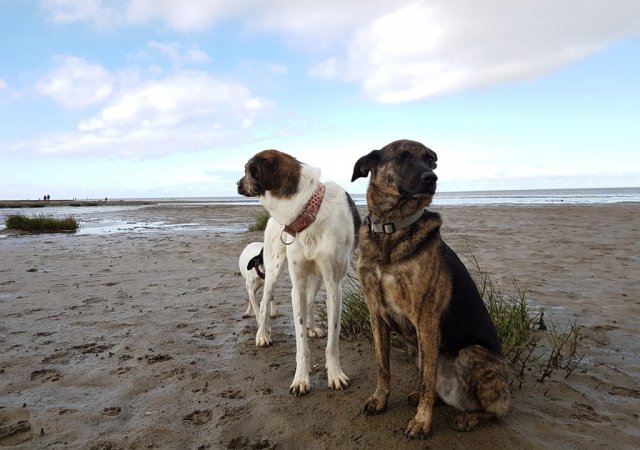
[283,183,326,239]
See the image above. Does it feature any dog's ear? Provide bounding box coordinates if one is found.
[251,157,277,191]
[351,150,381,182]
[247,255,258,270]
[246,248,264,270]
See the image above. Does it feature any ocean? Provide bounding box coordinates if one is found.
[131,187,640,207]
[1,187,638,237]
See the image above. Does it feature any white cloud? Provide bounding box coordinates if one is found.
[39,1,640,103]
[41,0,121,28]
[339,1,640,103]
[36,56,113,109]
[309,58,339,79]
[16,70,268,157]
[78,71,263,131]
[147,41,210,64]
[126,0,235,32]
[0,79,7,90]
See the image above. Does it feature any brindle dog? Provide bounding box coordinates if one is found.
[351,139,510,439]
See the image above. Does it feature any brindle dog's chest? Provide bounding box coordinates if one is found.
[374,263,421,345]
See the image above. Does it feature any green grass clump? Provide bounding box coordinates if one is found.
[248,211,270,232]
[470,256,539,363]
[5,214,79,233]
[335,273,372,337]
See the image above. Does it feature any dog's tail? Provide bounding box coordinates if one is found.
[345,192,362,247]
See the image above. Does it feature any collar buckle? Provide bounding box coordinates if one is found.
[382,223,396,234]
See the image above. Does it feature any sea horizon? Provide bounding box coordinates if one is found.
[2,186,640,207]
[108,186,640,207]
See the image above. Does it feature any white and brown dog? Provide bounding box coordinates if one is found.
[237,150,361,395]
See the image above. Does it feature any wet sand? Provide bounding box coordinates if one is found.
[0,203,639,449]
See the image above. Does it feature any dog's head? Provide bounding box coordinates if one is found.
[237,150,301,198]
[351,139,438,204]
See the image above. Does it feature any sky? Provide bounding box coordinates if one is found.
[1,0,639,200]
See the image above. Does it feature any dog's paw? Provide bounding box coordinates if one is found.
[242,312,252,318]
[307,326,325,338]
[255,332,272,347]
[269,310,278,318]
[289,378,311,396]
[451,412,482,431]
[327,370,349,390]
[362,396,387,415]
[405,417,432,440]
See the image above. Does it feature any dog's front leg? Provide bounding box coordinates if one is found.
[255,288,273,346]
[405,319,440,439]
[324,278,349,390]
[363,309,391,414]
[289,278,311,396]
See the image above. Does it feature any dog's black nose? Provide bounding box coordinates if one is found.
[421,172,438,184]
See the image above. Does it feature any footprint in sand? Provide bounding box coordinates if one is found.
[199,332,216,341]
[0,408,32,446]
[42,350,72,364]
[144,354,173,364]
[219,389,245,399]
[30,369,62,382]
[608,385,640,399]
[102,407,122,417]
[83,296,107,304]
[182,409,212,425]
[226,436,276,450]
[116,366,133,375]
[72,343,113,354]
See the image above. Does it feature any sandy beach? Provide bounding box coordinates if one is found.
[1,203,639,449]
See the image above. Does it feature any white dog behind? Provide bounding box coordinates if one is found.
[238,241,276,319]
[237,150,361,395]
[238,225,325,334]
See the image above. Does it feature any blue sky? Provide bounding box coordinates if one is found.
[1,0,639,199]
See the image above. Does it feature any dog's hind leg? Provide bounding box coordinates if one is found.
[441,345,510,431]
[268,293,278,318]
[243,280,258,318]
[306,275,324,338]
[242,280,260,320]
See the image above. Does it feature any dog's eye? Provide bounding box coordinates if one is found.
[395,152,410,162]
[249,164,259,179]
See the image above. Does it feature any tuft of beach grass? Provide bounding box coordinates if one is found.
[248,211,270,232]
[5,214,79,233]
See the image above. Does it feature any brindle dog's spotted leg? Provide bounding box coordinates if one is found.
[405,316,440,439]
[363,309,391,414]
